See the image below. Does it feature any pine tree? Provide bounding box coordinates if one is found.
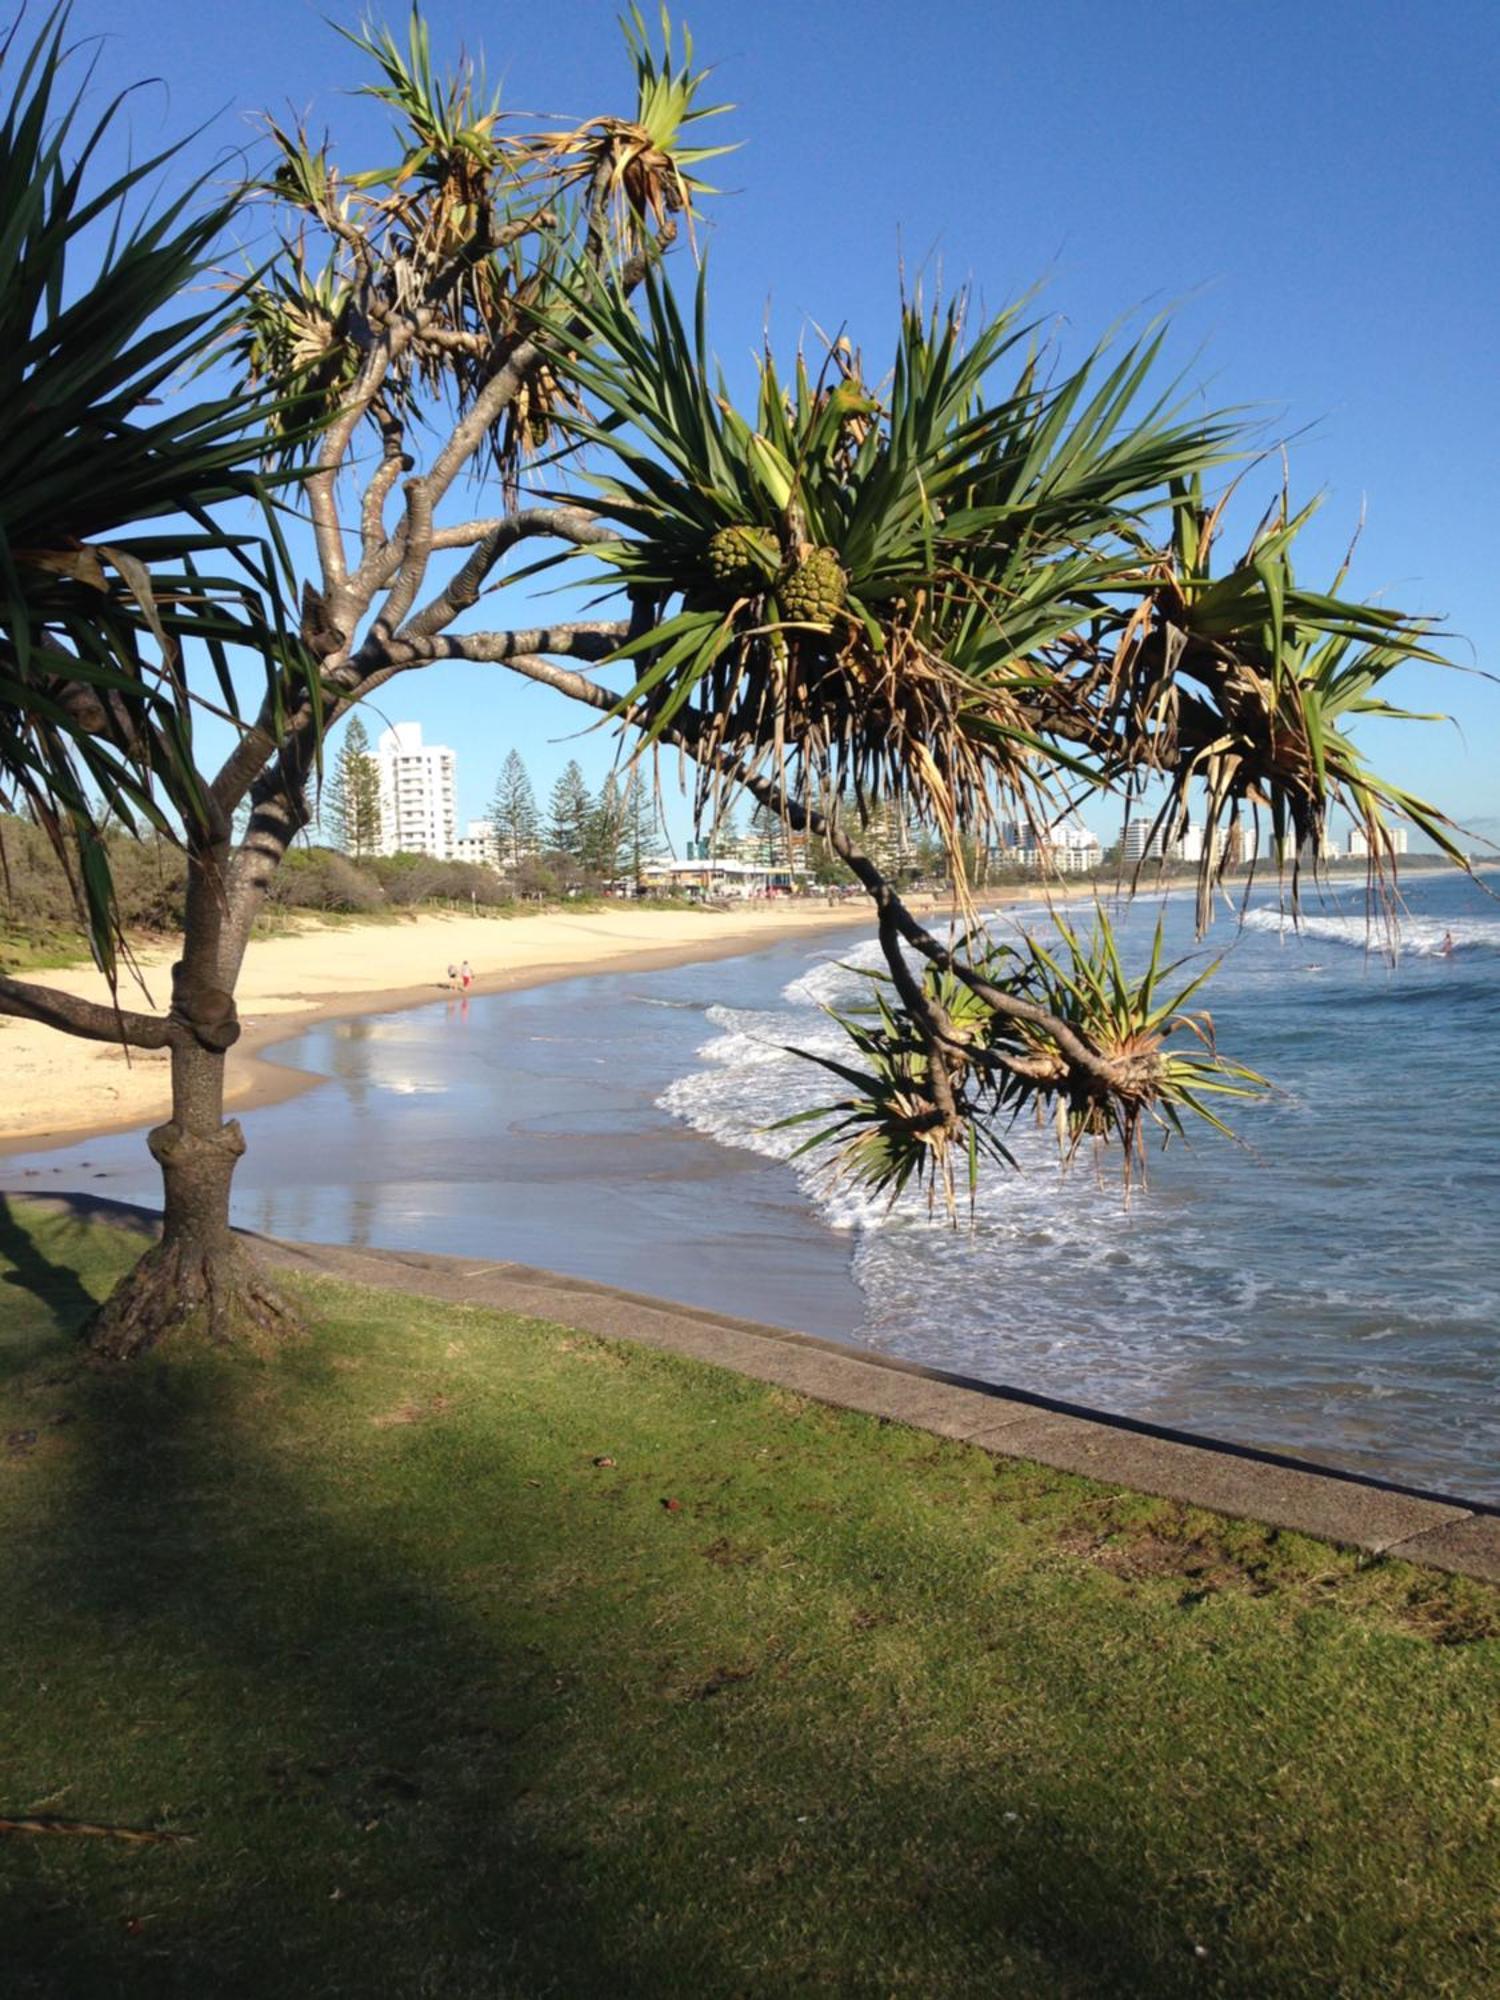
[489,749,540,870]
[621,770,666,888]
[584,772,626,880]
[748,801,787,868]
[708,803,741,860]
[546,759,594,861]
[322,716,383,859]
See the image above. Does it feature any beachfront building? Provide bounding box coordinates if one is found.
[375,723,457,859]
[1291,829,1337,866]
[1121,816,1162,865]
[994,817,1102,874]
[1039,819,1102,874]
[451,819,503,871]
[640,856,809,899]
[1171,822,1205,865]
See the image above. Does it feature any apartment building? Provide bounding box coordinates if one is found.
[375,723,457,859]
[1121,816,1162,865]
[451,819,503,871]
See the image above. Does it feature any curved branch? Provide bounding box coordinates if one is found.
[0,976,176,1050]
[307,322,414,608]
[369,477,435,640]
[342,624,627,712]
[359,410,411,564]
[399,509,615,640]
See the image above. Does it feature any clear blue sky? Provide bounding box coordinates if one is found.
[67,0,1499,846]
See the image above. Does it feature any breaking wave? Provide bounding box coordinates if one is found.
[1241,906,1500,957]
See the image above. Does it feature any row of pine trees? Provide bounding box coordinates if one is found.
[317,721,672,886]
[490,750,667,885]
[318,721,924,887]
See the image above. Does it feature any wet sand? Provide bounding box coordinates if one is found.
[3,938,879,1336]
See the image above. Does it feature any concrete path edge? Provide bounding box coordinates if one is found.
[11,1191,1500,1588]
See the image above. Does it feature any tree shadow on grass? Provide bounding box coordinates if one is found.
[1,1336,626,1996]
[0,1195,155,1381]
[0,1227,1308,1998]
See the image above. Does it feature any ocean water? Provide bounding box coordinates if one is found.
[6,869,1497,1499]
[660,871,1500,1497]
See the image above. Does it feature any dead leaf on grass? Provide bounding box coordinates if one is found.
[371,1394,454,1429]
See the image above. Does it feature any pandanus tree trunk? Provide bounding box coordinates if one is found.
[86,831,297,1359]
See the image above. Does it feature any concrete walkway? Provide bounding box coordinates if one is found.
[10,1192,1498,1586]
[255,1229,1500,1588]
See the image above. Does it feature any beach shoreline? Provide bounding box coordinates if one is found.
[0,900,892,1156]
[4,863,1450,1158]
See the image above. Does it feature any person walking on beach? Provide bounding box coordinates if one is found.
[446,962,459,989]
[460,959,473,991]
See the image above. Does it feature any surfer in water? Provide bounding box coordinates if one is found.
[1441,931,1455,957]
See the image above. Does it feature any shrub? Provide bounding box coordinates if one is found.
[269,846,385,913]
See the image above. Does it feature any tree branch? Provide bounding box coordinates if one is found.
[400,508,615,639]
[359,409,411,565]
[421,221,677,519]
[0,976,176,1050]
[308,322,414,610]
[491,650,1125,1095]
[341,623,627,712]
[369,477,435,638]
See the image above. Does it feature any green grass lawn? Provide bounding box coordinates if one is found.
[2,1199,1498,1998]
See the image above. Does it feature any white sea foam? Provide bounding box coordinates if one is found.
[1242,907,1500,956]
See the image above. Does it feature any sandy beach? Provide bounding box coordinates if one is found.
[0,866,1295,1155]
[0,901,886,1152]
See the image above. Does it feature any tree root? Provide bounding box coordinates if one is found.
[86,1233,301,1362]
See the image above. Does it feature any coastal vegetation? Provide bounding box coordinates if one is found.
[0,8,1469,1351]
[0,811,617,968]
[3,1199,1498,1996]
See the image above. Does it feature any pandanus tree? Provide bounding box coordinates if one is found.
[0,6,1466,1350]
[521,268,1463,1204]
[0,6,307,981]
[0,6,729,1349]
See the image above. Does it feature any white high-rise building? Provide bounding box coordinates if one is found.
[1121,816,1161,864]
[994,816,1100,873]
[1047,820,1104,873]
[1347,827,1370,859]
[1172,822,1205,864]
[375,723,457,858]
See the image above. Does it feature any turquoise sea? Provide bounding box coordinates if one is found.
[8,868,1498,1500]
